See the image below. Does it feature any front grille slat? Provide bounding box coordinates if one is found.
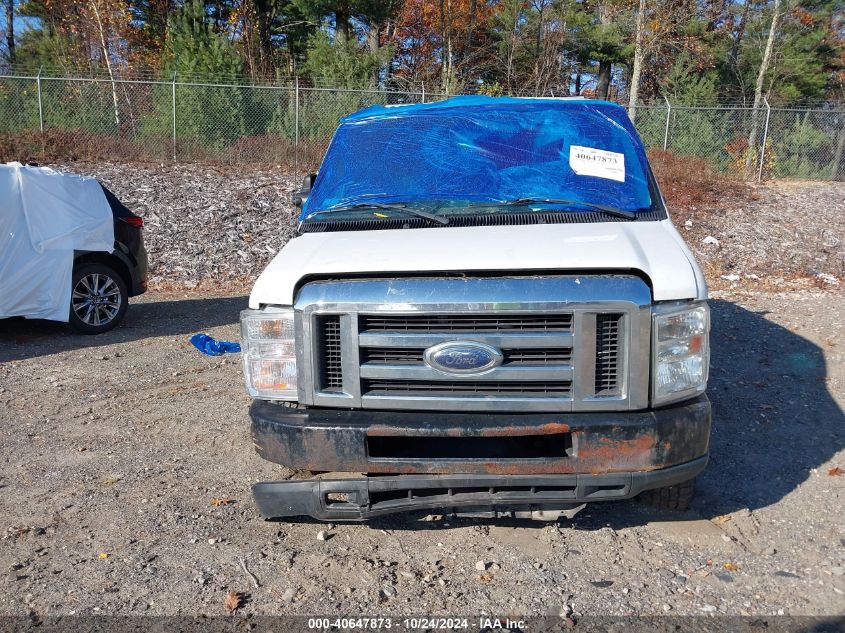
[362,347,572,365]
[360,314,572,333]
[505,349,572,364]
[594,313,623,396]
[362,379,572,397]
[362,347,423,364]
[317,315,343,392]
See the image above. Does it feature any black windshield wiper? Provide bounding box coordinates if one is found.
[469,198,638,220]
[305,202,449,225]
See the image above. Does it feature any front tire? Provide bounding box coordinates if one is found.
[68,263,128,334]
[637,478,696,510]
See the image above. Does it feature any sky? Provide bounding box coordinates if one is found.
[1,3,39,61]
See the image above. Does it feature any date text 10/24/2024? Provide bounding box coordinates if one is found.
[307,617,529,630]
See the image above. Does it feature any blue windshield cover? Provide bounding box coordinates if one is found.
[302,96,653,220]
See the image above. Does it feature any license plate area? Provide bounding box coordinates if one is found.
[367,432,573,461]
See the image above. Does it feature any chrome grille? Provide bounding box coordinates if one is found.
[295,276,651,412]
[317,315,343,391]
[595,313,622,396]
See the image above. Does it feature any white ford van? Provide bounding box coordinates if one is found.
[241,96,711,521]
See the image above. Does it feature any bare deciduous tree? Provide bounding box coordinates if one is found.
[89,0,121,127]
[745,0,783,177]
[628,0,647,120]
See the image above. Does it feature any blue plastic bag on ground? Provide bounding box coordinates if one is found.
[190,333,241,356]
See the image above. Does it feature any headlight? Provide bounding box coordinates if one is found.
[240,308,298,400]
[652,302,709,406]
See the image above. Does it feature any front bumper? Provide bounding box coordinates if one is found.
[250,396,710,520]
[254,459,708,521]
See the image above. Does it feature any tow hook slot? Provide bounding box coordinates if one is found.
[320,481,368,511]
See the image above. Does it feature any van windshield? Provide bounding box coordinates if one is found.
[301,97,659,224]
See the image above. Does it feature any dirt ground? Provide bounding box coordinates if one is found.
[1,287,843,621]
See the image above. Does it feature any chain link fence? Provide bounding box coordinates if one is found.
[1,72,843,181]
[632,100,845,181]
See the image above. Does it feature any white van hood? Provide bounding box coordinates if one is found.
[249,219,706,308]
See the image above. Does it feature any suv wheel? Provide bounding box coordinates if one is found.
[637,478,696,510]
[69,263,128,334]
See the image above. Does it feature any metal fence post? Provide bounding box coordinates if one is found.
[757,97,771,183]
[421,83,426,104]
[294,76,300,182]
[171,72,177,161]
[663,96,671,151]
[36,66,44,132]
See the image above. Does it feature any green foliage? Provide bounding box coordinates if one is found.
[733,0,842,104]
[478,81,505,97]
[163,0,243,78]
[666,109,735,170]
[144,0,248,150]
[557,0,600,67]
[41,79,123,133]
[770,111,835,178]
[269,86,384,140]
[587,19,627,65]
[265,0,319,68]
[267,86,394,168]
[0,77,40,132]
[13,30,75,73]
[662,52,719,106]
[267,93,297,139]
[302,31,393,88]
[632,106,668,148]
[8,0,844,107]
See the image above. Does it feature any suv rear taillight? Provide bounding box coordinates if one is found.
[121,216,144,228]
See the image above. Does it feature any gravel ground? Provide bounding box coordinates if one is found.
[679,180,845,288]
[1,288,843,620]
[50,162,845,292]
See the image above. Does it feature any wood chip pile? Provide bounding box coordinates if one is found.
[53,161,845,292]
[56,161,299,290]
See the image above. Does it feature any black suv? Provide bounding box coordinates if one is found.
[69,185,148,334]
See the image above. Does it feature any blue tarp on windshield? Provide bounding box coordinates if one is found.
[301,96,654,221]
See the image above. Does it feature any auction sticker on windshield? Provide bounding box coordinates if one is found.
[569,145,626,182]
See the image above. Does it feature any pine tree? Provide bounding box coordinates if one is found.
[147,0,247,152]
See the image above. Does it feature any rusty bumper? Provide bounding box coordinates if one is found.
[250,396,710,476]
[250,396,710,520]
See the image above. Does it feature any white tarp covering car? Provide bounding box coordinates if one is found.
[0,162,114,322]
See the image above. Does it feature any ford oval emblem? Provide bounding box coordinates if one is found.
[423,341,503,375]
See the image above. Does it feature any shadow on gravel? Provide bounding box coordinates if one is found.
[283,298,845,531]
[0,295,247,362]
[555,298,844,531]
[690,298,845,518]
